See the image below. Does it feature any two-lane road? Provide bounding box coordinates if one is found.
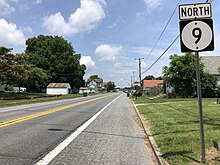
[0,93,121,165]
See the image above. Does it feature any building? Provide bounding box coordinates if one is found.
[201,56,220,85]
[87,79,103,93]
[47,83,71,95]
[143,80,163,96]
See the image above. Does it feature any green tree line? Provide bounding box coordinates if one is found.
[0,35,86,92]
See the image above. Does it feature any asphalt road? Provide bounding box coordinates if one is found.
[0,93,155,165]
[0,93,122,165]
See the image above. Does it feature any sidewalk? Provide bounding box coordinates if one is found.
[48,94,155,165]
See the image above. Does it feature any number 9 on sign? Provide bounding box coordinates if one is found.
[181,20,213,51]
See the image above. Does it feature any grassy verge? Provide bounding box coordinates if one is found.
[0,92,101,108]
[132,95,220,164]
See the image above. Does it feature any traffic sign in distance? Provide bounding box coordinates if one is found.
[180,19,214,52]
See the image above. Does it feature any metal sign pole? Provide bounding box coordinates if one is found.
[195,51,205,162]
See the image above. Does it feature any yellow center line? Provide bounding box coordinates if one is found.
[0,94,113,128]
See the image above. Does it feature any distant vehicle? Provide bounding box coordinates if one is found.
[13,87,26,93]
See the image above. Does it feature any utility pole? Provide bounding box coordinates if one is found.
[135,58,144,90]
[132,71,135,83]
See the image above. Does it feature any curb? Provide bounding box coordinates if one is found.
[131,100,169,165]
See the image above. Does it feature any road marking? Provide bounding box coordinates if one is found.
[35,93,123,165]
[0,94,114,128]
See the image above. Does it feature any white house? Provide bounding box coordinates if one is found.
[47,83,71,95]
[87,79,103,93]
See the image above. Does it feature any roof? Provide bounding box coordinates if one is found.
[101,82,108,86]
[143,80,163,88]
[47,83,71,88]
[87,78,103,84]
[201,56,220,75]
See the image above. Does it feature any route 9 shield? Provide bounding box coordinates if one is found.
[179,19,214,52]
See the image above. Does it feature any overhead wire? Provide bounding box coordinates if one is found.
[142,0,213,74]
[144,0,182,63]
[142,35,179,74]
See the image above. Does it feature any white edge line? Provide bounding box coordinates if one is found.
[35,93,123,165]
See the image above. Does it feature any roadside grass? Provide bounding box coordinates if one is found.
[131,93,198,104]
[0,92,94,108]
[132,95,220,164]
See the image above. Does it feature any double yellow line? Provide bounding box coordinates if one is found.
[0,95,111,128]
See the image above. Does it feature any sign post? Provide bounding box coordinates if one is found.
[195,51,205,161]
[179,3,214,162]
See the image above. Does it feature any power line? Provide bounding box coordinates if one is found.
[142,0,213,75]
[144,0,182,63]
[142,35,179,74]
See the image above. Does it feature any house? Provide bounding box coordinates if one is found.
[143,80,163,96]
[143,80,163,91]
[47,83,71,95]
[87,78,103,93]
[201,56,220,85]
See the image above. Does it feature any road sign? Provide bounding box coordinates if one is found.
[179,3,215,162]
[180,19,214,52]
[179,3,211,20]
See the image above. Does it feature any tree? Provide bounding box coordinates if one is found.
[25,35,86,89]
[0,46,13,84]
[201,73,218,98]
[143,75,155,80]
[0,48,49,92]
[156,76,164,80]
[163,52,204,97]
[163,52,219,98]
[0,46,12,55]
[87,75,103,83]
[106,81,115,92]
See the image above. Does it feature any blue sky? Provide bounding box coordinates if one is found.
[0,0,219,87]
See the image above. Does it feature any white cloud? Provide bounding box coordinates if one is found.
[43,0,106,36]
[0,0,15,17]
[114,62,122,68]
[80,56,96,70]
[95,44,122,61]
[144,0,162,10]
[34,0,42,4]
[129,46,164,58]
[0,19,26,46]
[21,26,32,33]
[106,23,117,29]
[130,47,150,55]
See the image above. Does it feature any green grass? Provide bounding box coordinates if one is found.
[133,96,220,164]
[0,92,88,108]
[131,93,196,104]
